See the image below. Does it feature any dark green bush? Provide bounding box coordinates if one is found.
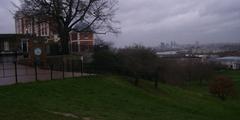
[91,43,120,73]
[117,45,159,85]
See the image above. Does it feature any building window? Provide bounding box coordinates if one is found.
[25,19,33,34]
[21,39,28,53]
[80,45,89,51]
[71,33,78,40]
[35,24,39,36]
[40,23,44,36]
[45,23,48,35]
[24,19,29,34]
[4,41,10,51]
[83,32,89,39]
[19,19,22,34]
[80,41,92,51]
[71,42,79,52]
[40,22,49,36]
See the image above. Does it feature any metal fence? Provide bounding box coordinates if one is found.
[0,60,86,86]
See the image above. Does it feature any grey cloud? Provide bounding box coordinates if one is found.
[109,0,240,47]
[0,0,18,33]
[0,0,239,47]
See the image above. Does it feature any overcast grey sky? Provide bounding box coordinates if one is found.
[0,0,240,47]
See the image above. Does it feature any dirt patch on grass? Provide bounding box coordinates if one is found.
[46,110,80,119]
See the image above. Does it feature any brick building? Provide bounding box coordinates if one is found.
[0,34,33,55]
[14,11,94,54]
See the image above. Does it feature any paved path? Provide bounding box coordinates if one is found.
[0,63,89,86]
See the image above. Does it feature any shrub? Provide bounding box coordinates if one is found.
[92,41,120,73]
[46,43,61,56]
[161,59,214,86]
[117,45,159,86]
[209,76,236,100]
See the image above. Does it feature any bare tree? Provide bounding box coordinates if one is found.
[16,0,119,54]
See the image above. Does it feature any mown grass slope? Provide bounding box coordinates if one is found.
[0,71,239,120]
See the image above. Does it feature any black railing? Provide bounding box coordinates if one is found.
[0,59,88,86]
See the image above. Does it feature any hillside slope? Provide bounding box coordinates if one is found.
[0,74,239,120]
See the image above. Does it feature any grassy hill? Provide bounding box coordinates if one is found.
[0,71,239,120]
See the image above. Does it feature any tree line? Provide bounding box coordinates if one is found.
[89,41,237,100]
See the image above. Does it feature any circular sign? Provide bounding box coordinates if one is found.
[34,48,42,56]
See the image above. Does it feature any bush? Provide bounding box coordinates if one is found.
[47,43,61,56]
[92,41,120,73]
[90,42,215,88]
[117,45,159,85]
[90,43,163,87]
[209,76,236,100]
[161,58,214,85]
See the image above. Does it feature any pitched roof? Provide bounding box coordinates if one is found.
[72,22,93,32]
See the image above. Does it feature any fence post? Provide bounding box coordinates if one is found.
[80,56,84,75]
[35,62,38,81]
[81,59,83,76]
[50,64,53,80]
[2,63,5,77]
[14,61,18,84]
[72,60,74,78]
[62,61,65,79]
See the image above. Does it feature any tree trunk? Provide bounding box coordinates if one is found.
[59,30,70,54]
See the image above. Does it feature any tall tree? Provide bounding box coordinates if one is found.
[17,0,119,54]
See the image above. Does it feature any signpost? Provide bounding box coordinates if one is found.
[34,48,42,65]
[34,47,42,81]
[28,37,47,66]
[34,48,42,56]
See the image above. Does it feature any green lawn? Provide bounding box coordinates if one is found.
[0,72,239,120]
